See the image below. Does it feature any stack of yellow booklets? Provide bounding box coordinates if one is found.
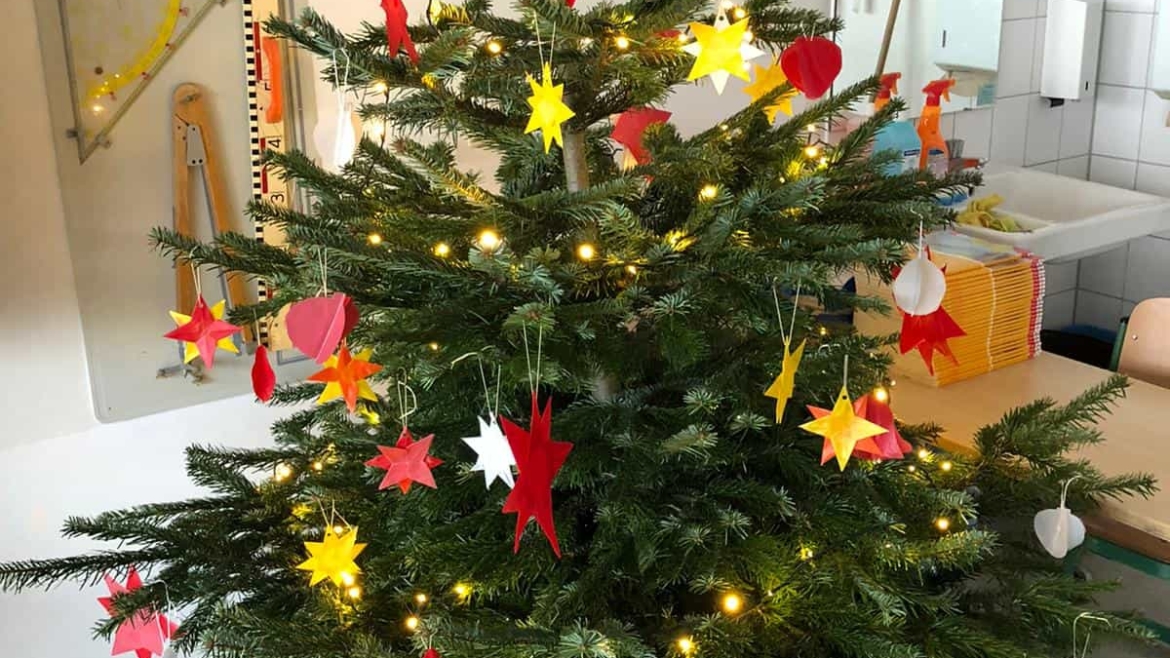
[855,232,1045,387]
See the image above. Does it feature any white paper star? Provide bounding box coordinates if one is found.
[463,415,516,489]
[682,9,765,94]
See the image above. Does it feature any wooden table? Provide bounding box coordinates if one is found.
[894,353,1170,560]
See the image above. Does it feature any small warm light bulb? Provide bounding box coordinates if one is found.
[274,463,293,481]
[907,465,917,473]
[940,461,953,472]
[626,264,638,275]
[873,386,890,404]
[818,326,829,337]
[720,592,743,614]
[935,517,951,532]
[719,123,729,131]
[333,524,346,536]
[799,546,815,561]
[453,583,470,597]
[732,6,747,19]
[367,233,383,246]
[917,448,930,460]
[677,636,695,654]
[428,342,440,352]
[477,229,502,251]
[373,81,389,93]
[804,145,821,159]
[405,615,420,631]
[415,592,429,604]
[312,460,324,472]
[614,35,631,50]
[91,103,105,114]
[699,184,719,200]
[577,243,596,261]
[486,40,503,55]
[433,242,451,258]
[347,585,362,600]
[340,572,356,587]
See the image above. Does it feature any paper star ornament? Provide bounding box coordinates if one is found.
[899,307,966,375]
[297,526,367,587]
[168,299,239,365]
[463,414,516,489]
[743,58,797,122]
[308,343,382,412]
[380,0,419,64]
[163,295,242,370]
[500,394,573,557]
[98,567,180,658]
[801,387,887,471]
[764,339,806,423]
[525,63,576,153]
[366,427,443,493]
[611,107,672,169]
[683,11,764,94]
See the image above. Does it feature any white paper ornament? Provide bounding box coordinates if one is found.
[1033,477,1086,559]
[463,414,516,489]
[893,249,947,316]
[313,51,360,173]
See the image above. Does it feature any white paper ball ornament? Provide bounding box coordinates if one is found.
[1033,476,1086,559]
[312,51,361,173]
[892,233,947,316]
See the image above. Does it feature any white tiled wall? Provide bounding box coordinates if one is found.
[1068,0,1170,333]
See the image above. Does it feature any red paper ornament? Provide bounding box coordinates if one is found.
[380,0,420,64]
[365,427,443,493]
[565,0,576,7]
[251,344,276,402]
[500,394,573,558]
[852,394,913,461]
[423,650,442,658]
[287,293,359,364]
[163,295,242,370]
[610,107,672,166]
[780,36,842,99]
[98,567,180,658]
[899,307,966,375]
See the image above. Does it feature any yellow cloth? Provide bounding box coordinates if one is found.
[956,194,1022,233]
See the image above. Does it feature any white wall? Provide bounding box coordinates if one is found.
[1058,0,1170,334]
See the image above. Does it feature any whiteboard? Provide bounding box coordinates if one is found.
[35,0,315,422]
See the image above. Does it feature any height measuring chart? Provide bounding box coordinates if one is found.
[242,0,296,351]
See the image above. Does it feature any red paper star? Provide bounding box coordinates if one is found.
[163,295,242,370]
[500,394,573,557]
[308,342,383,412]
[98,567,180,658]
[380,0,419,64]
[899,307,966,375]
[610,107,672,166]
[365,427,443,493]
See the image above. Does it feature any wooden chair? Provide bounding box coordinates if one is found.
[1113,298,1170,390]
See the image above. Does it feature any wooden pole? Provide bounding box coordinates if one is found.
[561,129,590,192]
[874,0,903,78]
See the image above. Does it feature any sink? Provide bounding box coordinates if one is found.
[953,167,1170,262]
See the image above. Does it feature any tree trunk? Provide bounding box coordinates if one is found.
[561,129,590,192]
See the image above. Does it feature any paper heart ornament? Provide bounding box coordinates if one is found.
[780,36,842,99]
[1034,479,1086,558]
[287,293,359,363]
[892,251,947,316]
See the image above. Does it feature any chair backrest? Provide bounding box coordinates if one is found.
[1117,298,1170,390]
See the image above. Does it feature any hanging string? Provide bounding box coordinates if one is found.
[1061,475,1083,509]
[772,280,802,347]
[534,12,545,67]
[535,323,544,392]
[842,354,850,391]
[397,379,419,428]
[189,253,202,300]
[319,248,329,295]
[1072,612,1110,658]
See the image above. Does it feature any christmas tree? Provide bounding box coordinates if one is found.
[0,1,1158,657]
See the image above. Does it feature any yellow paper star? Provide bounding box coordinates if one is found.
[683,14,764,94]
[764,339,805,423]
[743,59,797,122]
[297,526,367,587]
[800,386,887,471]
[524,63,576,153]
[169,300,239,364]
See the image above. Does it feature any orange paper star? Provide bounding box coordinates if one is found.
[308,343,382,412]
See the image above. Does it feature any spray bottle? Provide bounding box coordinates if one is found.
[918,79,956,176]
[871,73,920,176]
